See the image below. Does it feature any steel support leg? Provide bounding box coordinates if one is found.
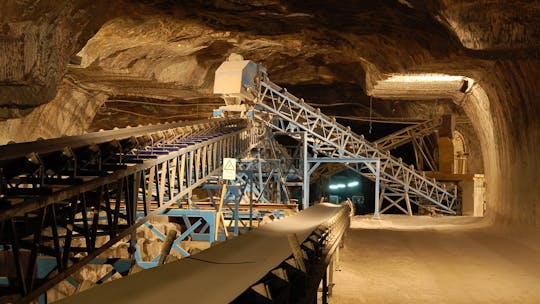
[322,267,328,304]
[405,191,413,216]
[249,179,254,230]
[302,132,309,209]
[374,160,381,219]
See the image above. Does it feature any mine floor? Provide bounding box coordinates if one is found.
[331,215,540,304]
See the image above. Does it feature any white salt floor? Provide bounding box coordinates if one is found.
[331,215,540,304]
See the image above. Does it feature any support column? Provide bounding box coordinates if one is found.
[322,267,328,304]
[302,132,309,210]
[257,153,264,200]
[438,114,455,174]
[373,160,381,219]
[405,191,413,216]
[249,179,254,230]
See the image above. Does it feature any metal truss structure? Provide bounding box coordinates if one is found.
[373,119,439,151]
[374,119,440,172]
[310,119,440,182]
[0,118,252,303]
[0,57,462,303]
[253,77,457,215]
[60,202,352,304]
[231,202,352,304]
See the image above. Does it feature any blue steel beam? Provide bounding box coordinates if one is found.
[2,120,253,303]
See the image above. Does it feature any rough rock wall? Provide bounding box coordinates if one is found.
[466,61,540,228]
[0,0,538,229]
[0,75,108,144]
[47,217,194,302]
[435,0,540,50]
[0,0,109,118]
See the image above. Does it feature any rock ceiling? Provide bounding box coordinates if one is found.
[0,1,538,131]
[0,0,539,227]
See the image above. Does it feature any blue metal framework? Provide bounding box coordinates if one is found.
[0,57,463,303]
[0,119,252,303]
[253,78,457,215]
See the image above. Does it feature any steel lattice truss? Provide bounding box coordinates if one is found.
[310,119,440,182]
[373,119,439,151]
[253,78,457,215]
[0,119,252,302]
[0,57,461,303]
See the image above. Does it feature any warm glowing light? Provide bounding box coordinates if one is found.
[385,74,469,83]
[375,74,475,94]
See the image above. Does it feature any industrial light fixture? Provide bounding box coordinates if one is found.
[347,181,359,187]
[385,74,468,82]
[329,181,359,190]
[381,73,475,94]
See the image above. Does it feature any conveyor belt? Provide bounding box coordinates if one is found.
[255,80,457,215]
[0,118,245,216]
[0,118,233,163]
[0,118,253,303]
[373,119,439,151]
[310,119,439,183]
[58,203,349,304]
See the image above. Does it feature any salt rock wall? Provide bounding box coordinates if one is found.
[0,76,108,144]
[46,216,205,302]
[436,1,540,50]
[0,0,538,230]
[0,0,109,119]
[467,61,540,228]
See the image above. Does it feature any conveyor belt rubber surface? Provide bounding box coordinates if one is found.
[0,118,232,162]
[59,203,344,304]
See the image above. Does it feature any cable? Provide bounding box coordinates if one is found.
[333,116,422,124]
[105,100,451,125]
[369,96,373,133]
[105,99,223,107]
[307,102,365,107]
[102,107,210,120]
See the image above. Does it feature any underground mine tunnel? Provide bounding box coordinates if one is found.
[0,1,539,303]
